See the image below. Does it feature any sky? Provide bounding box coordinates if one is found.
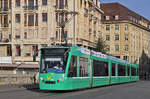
[100,0,150,20]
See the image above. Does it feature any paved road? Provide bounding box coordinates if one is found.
[0,81,150,99]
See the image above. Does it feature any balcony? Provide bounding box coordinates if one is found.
[55,5,69,13]
[0,8,9,13]
[23,6,38,10]
[0,38,10,43]
[1,24,9,28]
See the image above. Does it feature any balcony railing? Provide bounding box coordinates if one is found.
[23,6,38,10]
[0,8,9,12]
[1,24,9,27]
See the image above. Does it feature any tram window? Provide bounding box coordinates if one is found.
[93,60,108,76]
[112,63,116,76]
[79,57,89,77]
[127,66,130,76]
[68,56,77,77]
[131,67,136,76]
[137,68,139,76]
[118,64,126,76]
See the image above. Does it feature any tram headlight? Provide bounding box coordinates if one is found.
[59,77,63,81]
[40,77,43,81]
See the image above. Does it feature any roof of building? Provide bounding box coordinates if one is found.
[101,2,150,27]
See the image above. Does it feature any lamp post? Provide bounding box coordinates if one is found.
[73,0,75,45]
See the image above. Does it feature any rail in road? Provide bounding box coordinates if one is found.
[0,81,150,99]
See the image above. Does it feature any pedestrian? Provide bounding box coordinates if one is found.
[35,69,39,84]
[33,69,37,85]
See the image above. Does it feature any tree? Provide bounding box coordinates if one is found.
[94,37,107,54]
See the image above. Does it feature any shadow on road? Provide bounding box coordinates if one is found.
[21,84,77,94]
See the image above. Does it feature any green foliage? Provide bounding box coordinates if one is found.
[94,37,107,54]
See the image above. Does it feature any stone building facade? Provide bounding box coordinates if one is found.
[0,0,103,64]
[101,3,150,64]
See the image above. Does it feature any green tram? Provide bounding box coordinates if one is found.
[39,46,139,90]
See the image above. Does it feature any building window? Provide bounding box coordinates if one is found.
[115,15,119,20]
[125,24,128,30]
[0,32,2,40]
[115,25,119,30]
[56,0,68,9]
[80,0,82,7]
[16,45,21,56]
[9,34,11,40]
[16,0,20,7]
[24,0,27,6]
[42,0,47,5]
[35,13,38,26]
[65,0,68,7]
[24,32,27,39]
[42,13,47,22]
[28,0,34,9]
[115,45,119,51]
[106,35,110,41]
[15,34,20,39]
[123,56,129,61]
[4,0,8,10]
[125,45,128,51]
[106,45,110,51]
[116,56,120,58]
[24,14,27,26]
[56,0,58,8]
[56,13,58,22]
[106,25,110,31]
[64,31,68,38]
[7,45,12,56]
[104,16,106,20]
[56,31,59,39]
[113,16,115,20]
[4,15,8,27]
[28,14,34,26]
[59,0,64,9]
[113,15,119,20]
[16,14,20,23]
[125,34,128,41]
[115,34,119,40]
[36,0,38,6]
[104,16,110,20]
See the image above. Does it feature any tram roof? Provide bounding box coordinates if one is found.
[40,46,137,66]
[41,46,71,49]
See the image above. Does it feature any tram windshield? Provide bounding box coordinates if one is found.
[40,48,69,73]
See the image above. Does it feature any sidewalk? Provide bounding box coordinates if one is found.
[0,84,39,93]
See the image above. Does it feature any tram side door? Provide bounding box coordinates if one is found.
[90,59,93,88]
